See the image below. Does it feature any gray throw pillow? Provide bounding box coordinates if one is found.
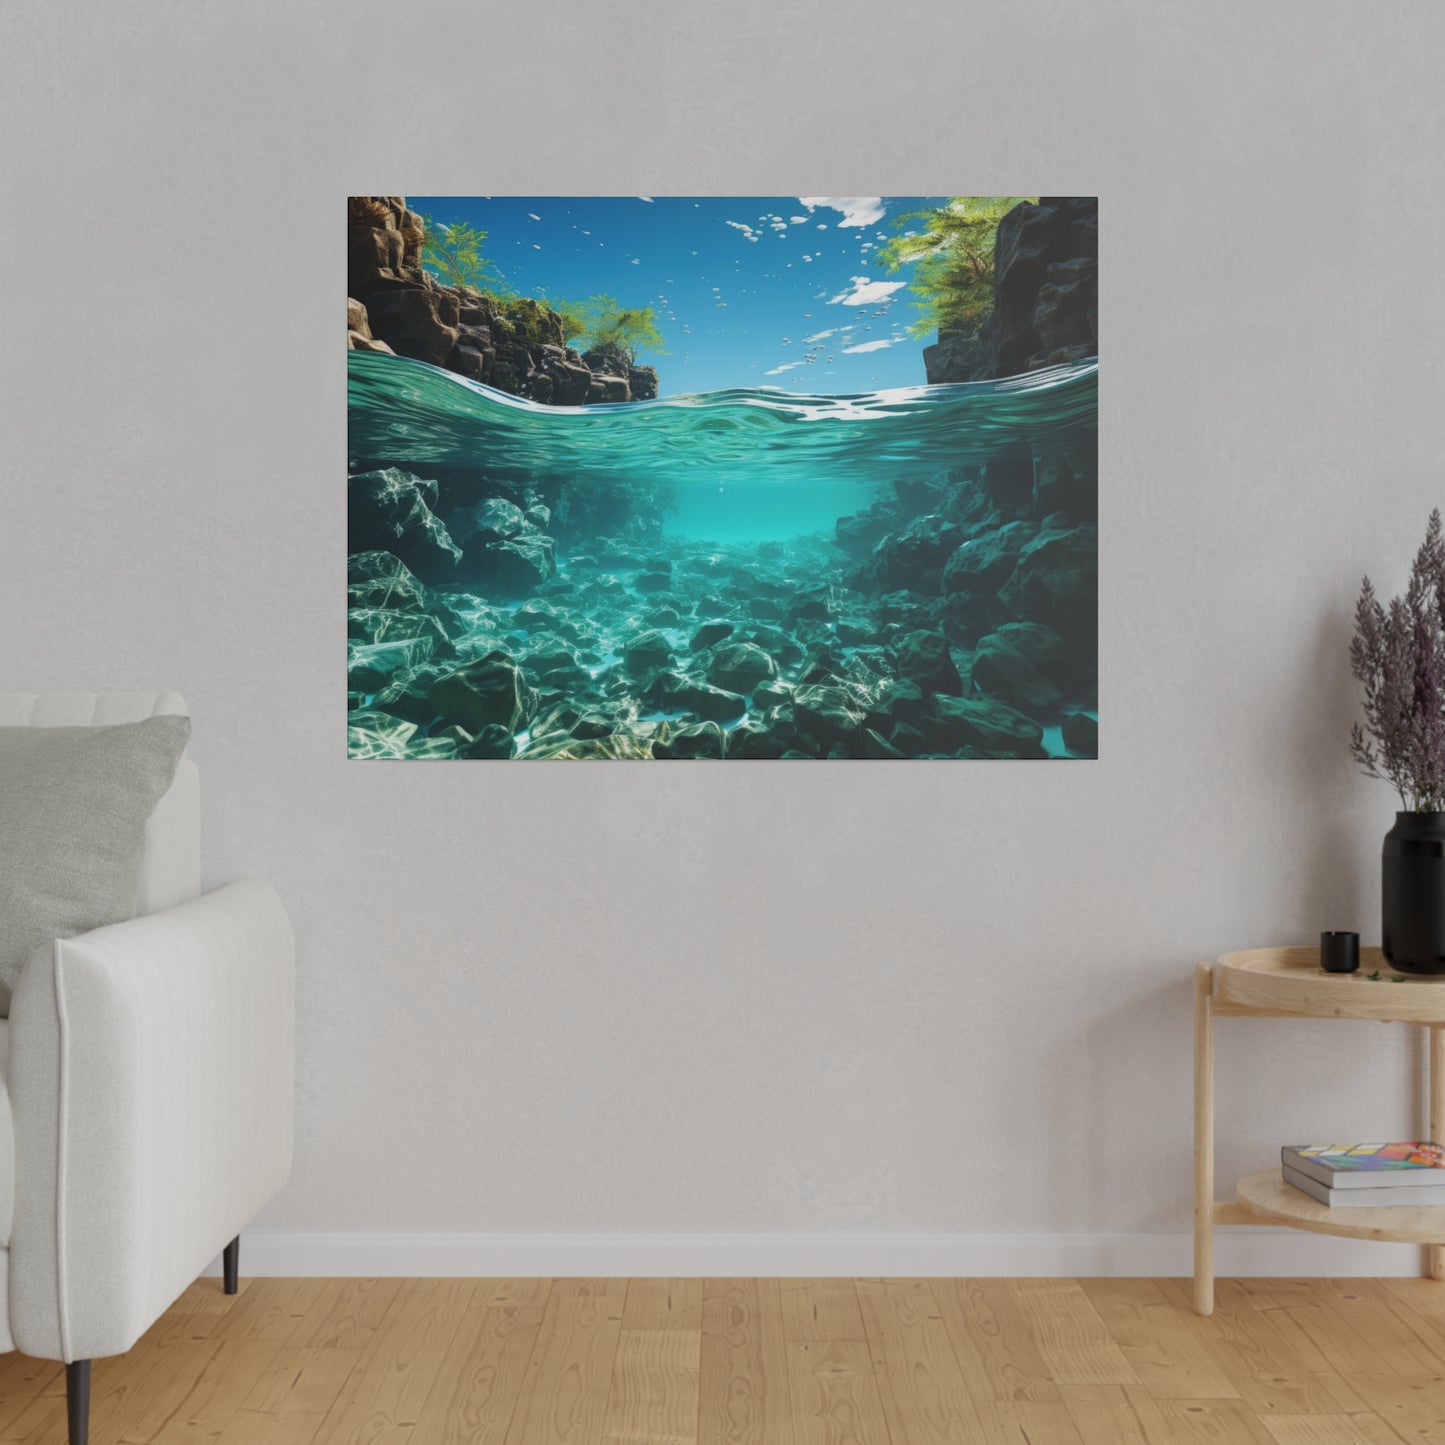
[0,714,192,1014]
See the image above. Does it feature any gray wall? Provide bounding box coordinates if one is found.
[3,0,1443,1245]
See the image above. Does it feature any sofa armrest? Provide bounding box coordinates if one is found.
[7,879,294,1361]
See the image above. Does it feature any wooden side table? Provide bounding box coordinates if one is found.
[1193,946,1445,1315]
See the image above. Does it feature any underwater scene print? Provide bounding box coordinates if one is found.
[347,196,1098,760]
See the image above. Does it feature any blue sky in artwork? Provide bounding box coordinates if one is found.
[410,196,952,397]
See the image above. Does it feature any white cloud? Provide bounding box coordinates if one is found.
[841,338,896,353]
[804,329,836,343]
[798,196,887,228]
[636,196,654,202]
[765,361,806,375]
[829,275,907,307]
[725,220,760,243]
[527,212,540,221]
[790,215,808,224]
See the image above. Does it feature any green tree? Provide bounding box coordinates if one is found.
[586,304,667,366]
[873,197,1034,340]
[419,215,507,293]
[536,292,606,346]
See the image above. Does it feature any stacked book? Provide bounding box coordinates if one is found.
[1283,1143,1445,1207]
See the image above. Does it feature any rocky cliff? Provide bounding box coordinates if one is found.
[924,196,1097,384]
[347,196,658,404]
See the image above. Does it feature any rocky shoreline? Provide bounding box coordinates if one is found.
[923,197,1097,384]
[348,196,658,405]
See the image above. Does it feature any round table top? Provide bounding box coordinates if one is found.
[1236,1167,1445,1243]
[1216,946,1445,1023]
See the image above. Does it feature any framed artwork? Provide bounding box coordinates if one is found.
[348,196,1097,760]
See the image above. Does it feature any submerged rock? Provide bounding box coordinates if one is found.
[691,619,735,652]
[941,521,1035,600]
[653,720,726,760]
[997,524,1098,641]
[1062,711,1099,758]
[459,531,557,595]
[463,723,518,760]
[705,641,777,695]
[623,629,673,677]
[348,550,431,613]
[868,514,962,592]
[349,469,461,584]
[971,622,1069,710]
[891,630,964,696]
[793,685,867,752]
[920,695,1045,759]
[678,682,747,723]
[347,636,437,694]
[429,652,537,735]
[348,607,452,653]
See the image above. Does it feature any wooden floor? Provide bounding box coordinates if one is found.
[3,1277,1445,1443]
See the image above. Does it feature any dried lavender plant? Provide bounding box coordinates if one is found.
[1350,509,1445,810]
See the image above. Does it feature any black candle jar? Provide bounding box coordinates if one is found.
[1320,931,1360,974]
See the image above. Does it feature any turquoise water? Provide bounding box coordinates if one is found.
[348,350,1098,543]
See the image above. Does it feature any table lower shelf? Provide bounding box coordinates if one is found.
[1234,1168,1445,1244]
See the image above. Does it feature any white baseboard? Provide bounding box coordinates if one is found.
[204,1229,1430,1278]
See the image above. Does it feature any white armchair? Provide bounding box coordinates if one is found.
[0,692,294,1445]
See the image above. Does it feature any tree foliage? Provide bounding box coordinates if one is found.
[874,197,1033,340]
[587,304,667,366]
[417,220,666,362]
[539,295,668,367]
[419,215,507,293]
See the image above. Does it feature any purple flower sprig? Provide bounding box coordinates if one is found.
[1350,509,1445,812]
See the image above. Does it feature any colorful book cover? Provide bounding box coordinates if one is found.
[1286,1143,1445,1172]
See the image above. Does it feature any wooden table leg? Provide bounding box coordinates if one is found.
[1194,962,1215,1315]
[1431,1025,1445,1282]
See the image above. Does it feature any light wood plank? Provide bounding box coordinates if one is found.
[1058,1384,1153,1445]
[0,1358,62,1438]
[287,1278,402,1350]
[779,1284,865,1343]
[204,1278,332,1344]
[623,1280,704,1332]
[699,1279,793,1445]
[1006,1280,1137,1387]
[477,1281,556,1308]
[971,1398,1087,1444]
[150,1340,283,1444]
[1260,1414,1403,1445]
[1080,1277,1237,1399]
[504,1291,624,1445]
[1159,1278,1366,1417]
[410,1302,545,1445]
[785,1342,888,1445]
[212,1347,362,1445]
[602,1329,700,1445]
[1138,1398,1278,1445]
[552,1280,631,1299]
[856,1280,982,1445]
[930,1277,1059,1403]
[311,1277,474,1443]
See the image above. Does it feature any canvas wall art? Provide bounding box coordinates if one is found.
[347,196,1098,761]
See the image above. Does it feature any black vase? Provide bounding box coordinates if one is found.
[1383,812,1445,975]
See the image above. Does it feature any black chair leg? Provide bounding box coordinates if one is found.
[66,1360,90,1445]
[223,1235,240,1295]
